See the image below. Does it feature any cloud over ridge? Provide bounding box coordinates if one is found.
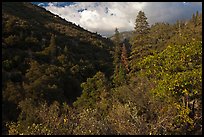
[40,2,202,37]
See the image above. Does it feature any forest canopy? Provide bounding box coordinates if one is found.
[2,2,202,135]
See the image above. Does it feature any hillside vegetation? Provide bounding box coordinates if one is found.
[2,2,202,135]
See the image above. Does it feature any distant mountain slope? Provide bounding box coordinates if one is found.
[109,31,134,43]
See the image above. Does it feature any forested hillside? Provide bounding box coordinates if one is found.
[2,2,202,135]
[2,2,114,134]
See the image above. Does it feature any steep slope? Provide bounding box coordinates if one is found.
[2,2,114,128]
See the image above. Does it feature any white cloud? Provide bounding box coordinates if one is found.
[43,2,202,37]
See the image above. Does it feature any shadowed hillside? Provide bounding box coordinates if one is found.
[2,2,114,133]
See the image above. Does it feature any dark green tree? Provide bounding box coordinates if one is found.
[23,60,66,103]
[117,64,126,85]
[191,11,199,28]
[112,28,123,86]
[40,34,57,63]
[64,46,68,54]
[134,11,150,35]
[121,44,129,73]
[130,11,150,72]
[113,28,121,67]
[73,71,109,110]
[2,81,24,122]
[192,13,196,26]
[49,34,57,63]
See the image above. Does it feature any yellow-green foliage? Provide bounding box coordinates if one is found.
[7,101,75,135]
[73,71,109,110]
[134,40,202,134]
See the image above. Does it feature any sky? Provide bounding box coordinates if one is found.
[33,2,202,37]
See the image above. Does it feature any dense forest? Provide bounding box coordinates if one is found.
[2,2,202,135]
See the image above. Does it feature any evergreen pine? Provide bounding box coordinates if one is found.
[134,11,150,35]
[130,11,150,72]
[112,28,122,86]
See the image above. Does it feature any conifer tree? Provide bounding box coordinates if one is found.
[50,34,57,57]
[64,46,68,54]
[192,13,196,26]
[112,28,122,86]
[117,64,126,85]
[121,44,129,73]
[130,11,150,72]
[134,11,150,35]
[113,28,121,67]
[49,34,57,63]
[192,11,199,27]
